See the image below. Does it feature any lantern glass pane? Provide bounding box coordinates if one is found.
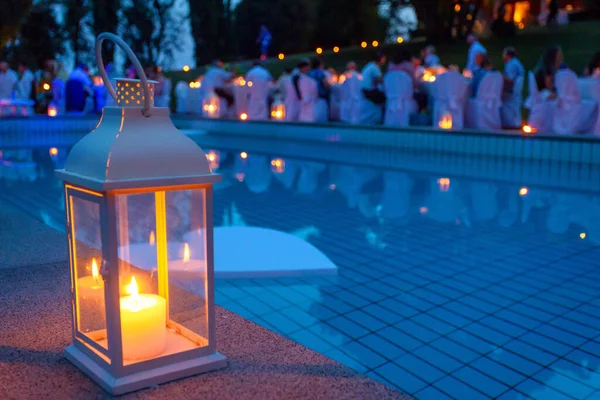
[165,188,209,348]
[69,194,106,348]
[115,192,164,364]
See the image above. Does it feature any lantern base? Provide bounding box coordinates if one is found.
[64,345,227,395]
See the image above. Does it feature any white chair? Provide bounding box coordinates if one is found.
[234,85,249,118]
[283,75,300,121]
[339,75,358,123]
[465,71,503,130]
[343,74,382,125]
[247,75,270,121]
[175,81,188,113]
[298,76,328,123]
[329,85,341,121]
[383,71,417,127]
[524,71,554,132]
[553,69,597,135]
[501,75,524,128]
[589,78,600,135]
[155,79,171,108]
[431,71,467,130]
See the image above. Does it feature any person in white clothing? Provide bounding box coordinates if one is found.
[16,62,35,100]
[361,51,386,105]
[466,34,487,73]
[245,61,274,84]
[203,59,234,106]
[0,62,18,99]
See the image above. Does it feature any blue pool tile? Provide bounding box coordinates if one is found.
[537,324,589,347]
[240,297,275,315]
[374,362,428,394]
[400,294,437,311]
[332,290,371,308]
[260,312,302,335]
[414,386,454,400]
[394,319,440,343]
[434,375,489,400]
[324,348,369,374]
[361,333,406,359]
[523,297,569,316]
[413,345,464,374]
[346,284,388,303]
[496,309,543,330]
[395,353,446,383]
[320,297,355,314]
[411,288,450,306]
[496,389,533,399]
[377,326,424,351]
[549,358,600,389]
[480,315,528,337]
[309,303,339,320]
[380,298,421,318]
[326,315,370,339]
[345,309,388,332]
[471,356,528,387]
[307,323,353,346]
[520,332,577,357]
[504,339,559,366]
[430,337,480,363]
[280,306,319,327]
[362,303,404,325]
[454,365,509,398]
[565,349,600,373]
[460,295,502,313]
[342,340,388,370]
[447,330,496,354]
[516,378,575,400]
[552,315,600,339]
[443,300,486,320]
[463,322,512,346]
[512,303,556,322]
[533,368,595,399]
[289,329,334,354]
[428,306,472,328]
[412,314,456,335]
[490,349,545,376]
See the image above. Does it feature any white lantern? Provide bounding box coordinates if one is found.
[270,101,285,120]
[56,33,226,395]
[438,112,452,129]
[202,91,220,118]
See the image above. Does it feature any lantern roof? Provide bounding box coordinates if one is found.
[56,105,220,191]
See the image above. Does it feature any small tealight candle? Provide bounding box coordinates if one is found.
[78,258,104,300]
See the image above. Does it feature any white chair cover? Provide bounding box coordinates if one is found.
[553,69,597,135]
[432,71,467,130]
[340,75,360,123]
[524,71,554,132]
[589,78,600,135]
[51,78,66,115]
[298,76,328,123]
[234,85,249,118]
[155,79,171,108]
[465,71,503,130]
[342,74,382,125]
[283,75,300,121]
[501,75,524,128]
[383,71,417,127]
[330,85,341,121]
[175,81,188,113]
[247,74,270,121]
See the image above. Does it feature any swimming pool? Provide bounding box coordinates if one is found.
[2,132,600,400]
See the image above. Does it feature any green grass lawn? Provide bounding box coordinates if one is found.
[167,21,600,89]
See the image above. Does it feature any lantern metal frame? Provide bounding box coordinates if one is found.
[57,33,226,395]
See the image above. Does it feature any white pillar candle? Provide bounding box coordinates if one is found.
[120,277,167,361]
[78,258,104,300]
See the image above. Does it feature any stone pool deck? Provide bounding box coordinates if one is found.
[0,200,407,399]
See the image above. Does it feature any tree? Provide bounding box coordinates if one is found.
[189,0,228,65]
[0,0,32,48]
[13,3,65,69]
[120,0,186,67]
[92,0,120,63]
[63,0,93,64]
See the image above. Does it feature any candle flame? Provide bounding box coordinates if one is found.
[92,258,99,282]
[149,230,155,245]
[183,243,190,263]
[519,187,529,196]
[126,276,139,298]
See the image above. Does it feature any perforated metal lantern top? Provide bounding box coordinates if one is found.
[55,33,220,191]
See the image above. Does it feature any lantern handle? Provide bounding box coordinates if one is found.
[95,32,152,117]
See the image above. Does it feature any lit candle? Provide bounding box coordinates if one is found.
[120,276,167,361]
[168,242,204,272]
[78,258,104,300]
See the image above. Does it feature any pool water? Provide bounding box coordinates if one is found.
[2,134,600,400]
